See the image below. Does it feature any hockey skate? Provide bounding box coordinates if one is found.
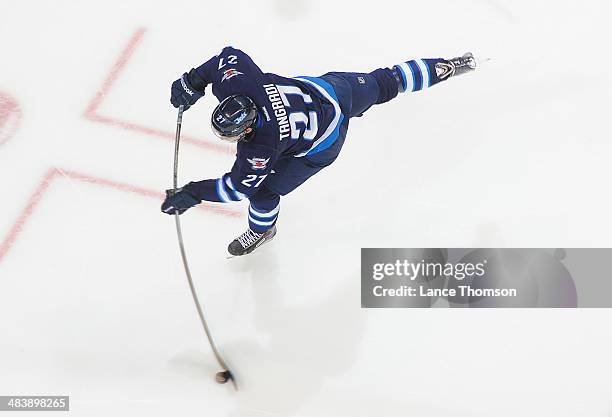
[435,52,477,80]
[228,225,277,256]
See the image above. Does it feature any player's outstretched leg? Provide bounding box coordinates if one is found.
[368,52,477,106]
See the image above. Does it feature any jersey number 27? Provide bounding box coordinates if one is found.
[277,85,318,141]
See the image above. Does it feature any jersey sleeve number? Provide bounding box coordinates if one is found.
[241,174,268,188]
[218,55,238,69]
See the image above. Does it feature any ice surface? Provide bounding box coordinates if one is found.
[1,0,611,416]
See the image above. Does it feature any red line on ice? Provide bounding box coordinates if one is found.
[0,168,241,264]
[83,27,231,155]
[0,92,21,146]
[83,28,146,117]
[0,169,57,263]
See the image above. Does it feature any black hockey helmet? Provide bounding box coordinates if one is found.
[211,94,258,143]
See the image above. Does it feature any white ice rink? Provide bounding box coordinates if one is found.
[1,0,612,416]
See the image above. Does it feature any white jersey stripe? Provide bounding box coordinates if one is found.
[249,216,276,227]
[225,176,247,200]
[417,59,430,89]
[293,77,342,158]
[399,62,414,92]
[216,178,232,203]
[249,203,280,218]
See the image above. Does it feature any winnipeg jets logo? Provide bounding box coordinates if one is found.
[247,157,270,170]
[221,68,244,83]
[234,111,247,124]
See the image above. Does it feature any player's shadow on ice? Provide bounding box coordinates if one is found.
[223,252,462,417]
[224,249,366,416]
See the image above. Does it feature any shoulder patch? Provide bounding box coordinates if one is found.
[221,68,244,83]
[246,157,270,170]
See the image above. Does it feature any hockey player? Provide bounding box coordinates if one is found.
[162,47,476,256]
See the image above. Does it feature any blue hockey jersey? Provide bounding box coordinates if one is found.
[185,47,344,203]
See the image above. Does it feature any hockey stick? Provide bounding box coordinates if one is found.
[171,105,237,390]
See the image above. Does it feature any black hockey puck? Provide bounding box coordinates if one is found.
[215,370,232,384]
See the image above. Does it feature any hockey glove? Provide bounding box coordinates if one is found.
[161,186,201,215]
[170,69,207,110]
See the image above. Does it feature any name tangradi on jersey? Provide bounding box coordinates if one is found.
[263,84,291,141]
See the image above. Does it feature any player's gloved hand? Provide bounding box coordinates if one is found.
[170,69,207,110]
[161,186,201,215]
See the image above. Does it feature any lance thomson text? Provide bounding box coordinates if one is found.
[372,285,518,298]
